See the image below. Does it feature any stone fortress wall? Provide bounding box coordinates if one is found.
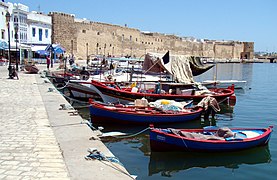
[49,12,254,60]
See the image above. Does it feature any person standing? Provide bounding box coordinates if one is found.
[46,55,50,70]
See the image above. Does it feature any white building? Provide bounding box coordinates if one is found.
[12,3,28,44]
[0,1,11,47]
[27,11,51,46]
[1,1,57,64]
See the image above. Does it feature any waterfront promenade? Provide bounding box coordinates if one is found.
[0,64,132,179]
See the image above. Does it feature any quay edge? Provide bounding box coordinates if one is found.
[37,65,133,179]
[0,64,133,180]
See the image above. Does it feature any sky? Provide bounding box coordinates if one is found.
[7,0,277,52]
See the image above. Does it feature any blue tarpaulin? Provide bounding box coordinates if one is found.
[36,50,49,56]
[53,45,65,54]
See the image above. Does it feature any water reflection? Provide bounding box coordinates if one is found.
[194,63,253,87]
[148,146,271,177]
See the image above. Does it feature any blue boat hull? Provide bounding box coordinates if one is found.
[150,127,272,152]
[89,105,202,124]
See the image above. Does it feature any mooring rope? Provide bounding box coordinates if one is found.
[100,127,150,139]
[55,81,70,90]
[85,148,136,179]
[59,92,90,104]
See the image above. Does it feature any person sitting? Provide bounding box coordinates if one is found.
[79,66,90,80]
[69,58,74,65]
[10,66,19,79]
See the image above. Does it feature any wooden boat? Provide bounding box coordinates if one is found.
[202,80,247,89]
[89,99,203,124]
[77,80,235,104]
[66,80,102,100]
[150,125,273,152]
[24,64,39,74]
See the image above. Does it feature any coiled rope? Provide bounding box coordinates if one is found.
[85,148,136,179]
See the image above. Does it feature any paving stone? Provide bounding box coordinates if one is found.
[4,170,23,176]
[4,175,21,180]
[21,171,40,177]
[0,65,130,179]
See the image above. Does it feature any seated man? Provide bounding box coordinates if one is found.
[9,66,19,79]
[79,66,90,80]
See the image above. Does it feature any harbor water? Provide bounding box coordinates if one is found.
[77,63,277,180]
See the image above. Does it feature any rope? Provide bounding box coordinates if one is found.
[100,127,150,139]
[55,81,70,90]
[82,120,97,131]
[47,86,89,106]
[180,135,189,148]
[85,148,136,180]
[72,105,90,109]
[59,92,90,104]
[85,149,123,166]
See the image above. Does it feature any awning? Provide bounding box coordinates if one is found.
[8,42,31,50]
[31,45,48,52]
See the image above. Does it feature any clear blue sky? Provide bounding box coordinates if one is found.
[8,0,277,52]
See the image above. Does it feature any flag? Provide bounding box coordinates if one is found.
[162,51,169,64]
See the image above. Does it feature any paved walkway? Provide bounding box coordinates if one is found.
[0,64,132,180]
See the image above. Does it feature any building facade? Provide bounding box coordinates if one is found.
[0,1,9,43]
[12,3,28,44]
[27,11,51,46]
[49,12,254,60]
[0,1,53,64]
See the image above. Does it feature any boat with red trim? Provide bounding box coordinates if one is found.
[150,125,273,152]
[89,99,203,124]
[77,80,235,105]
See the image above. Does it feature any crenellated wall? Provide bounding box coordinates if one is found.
[49,12,254,60]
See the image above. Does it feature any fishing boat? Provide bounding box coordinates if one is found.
[202,80,247,89]
[24,64,39,74]
[64,51,234,104]
[89,99,203,124]
[149,125,273,152]
[78,80,235,105]
[66,79,102,100]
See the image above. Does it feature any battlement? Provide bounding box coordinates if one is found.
[50,12,254,60]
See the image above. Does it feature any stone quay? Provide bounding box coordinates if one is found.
[0,64,133,180]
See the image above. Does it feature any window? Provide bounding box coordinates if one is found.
[1,30,5,39]
[97,32,100,35]
[14,16,18,22]
[130,35,132,41]
[39,29,42,41]
[82,30,86,33]
[32,28,36,37]
[45,29,48,38]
